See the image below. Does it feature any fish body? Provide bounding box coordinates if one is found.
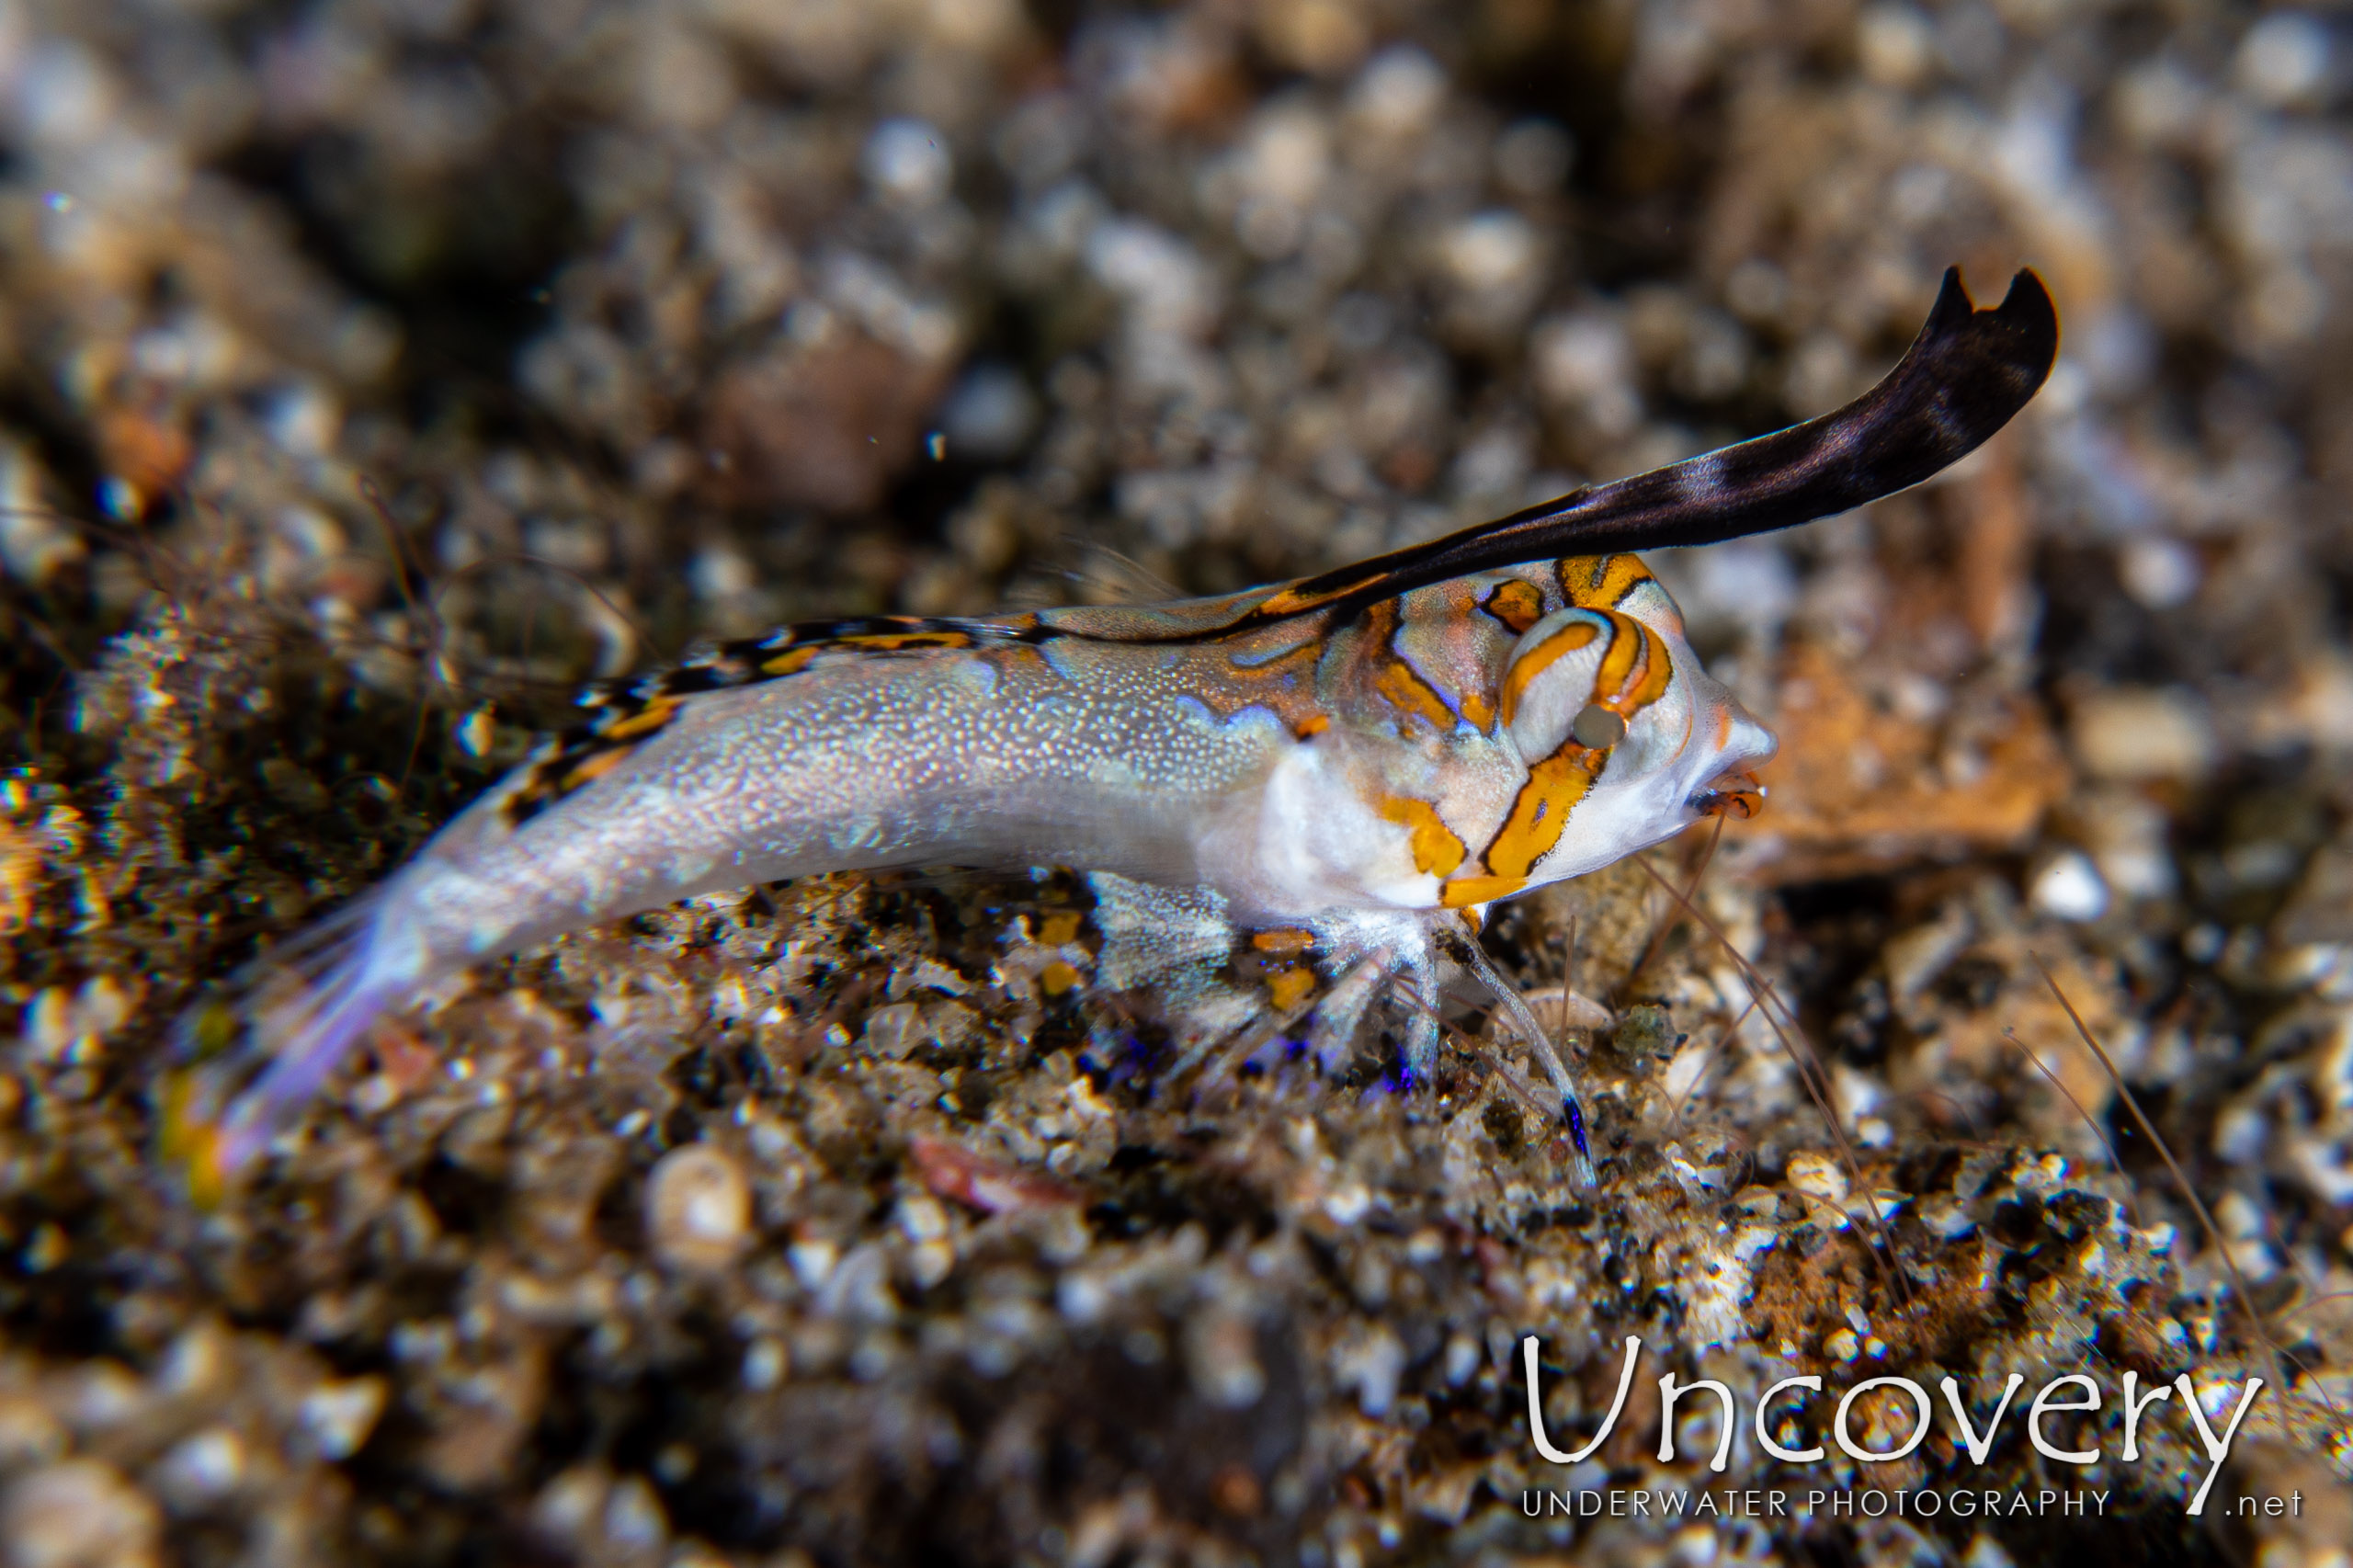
[407,555,1758,956]
[165,267,2061,1195]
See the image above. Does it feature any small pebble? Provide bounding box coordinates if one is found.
[789,1237,838,1288]
[896,1194,949,1243]
[155,1427,244,1510]
[2070,687,2215,782]
[24,990,73,1061]
[646,1144,753,1273]
[743,1337,788,1391]
[1962,1533,2018,1568]
[1441,1332,1482,1387]
[1783,1152,1849,1205]
[860,1001,923,1059]
[1184,1306,1266,1410]
[530,1467,608,1544]
[299,1377,387,1462]
[0,1460,162,1568]
[0,1395,64,1470]
[2029,849,2110,923]
[602,1475,668,1553]
[909,1239,956,1288]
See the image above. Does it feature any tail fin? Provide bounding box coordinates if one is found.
[159,894,413,1202]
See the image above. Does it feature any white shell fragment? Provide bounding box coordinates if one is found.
[2030,848,2111,924]
[645,1143,754,1273]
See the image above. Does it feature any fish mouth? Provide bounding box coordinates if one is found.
[1689,768,1768,821]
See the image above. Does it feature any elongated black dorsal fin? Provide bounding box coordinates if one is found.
[1138,266,2058,641]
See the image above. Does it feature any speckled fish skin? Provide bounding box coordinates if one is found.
[164,267,2060,1195]
[374,556,1761,968]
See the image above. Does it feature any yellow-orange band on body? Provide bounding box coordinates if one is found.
[1377,794,1470,877]
[1481,751,1599,881]
[1440,874,1526,908]
[601,698,680,743]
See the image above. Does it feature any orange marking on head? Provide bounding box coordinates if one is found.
[1479,751,1599,881]
[1635,628,1668,704]
[1440,874,1525,908]
[1559,554,1656,610]
[1583,610,1673,729]
[1473,608,1676,882]
[1620,619,1673,713]
[1499,617,1601,725]
[1359,597,1461,731]
[1373,658,1459,731]
[1481,579,1545,633]
[1589,609,1645,708]
[1251,928,1316,955]
[1293,713,1331,739]
[1376,794,1469,877]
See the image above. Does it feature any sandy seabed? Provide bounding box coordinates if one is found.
[2,1,2351,1564]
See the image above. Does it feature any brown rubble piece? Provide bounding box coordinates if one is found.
[702,335,952,514]
[1729,639,2071,884]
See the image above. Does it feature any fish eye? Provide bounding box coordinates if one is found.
[1503,608,1683,779]
[1571,703,1626,749]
